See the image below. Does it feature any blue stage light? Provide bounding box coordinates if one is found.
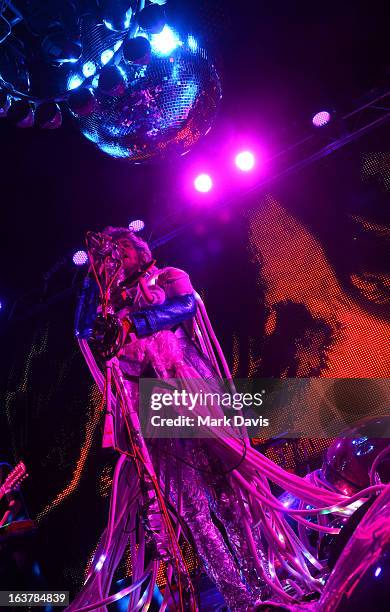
[82,62,96,78]
[150,26,181,56]
[68,74,83,90]
[41,30,82,65]
[187,35,198,52]
[124,9,132,29]
[101,49,114,65]
[101,1,132,32]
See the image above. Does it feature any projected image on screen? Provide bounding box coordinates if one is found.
[0,140,389,600]
[246,195,389,378]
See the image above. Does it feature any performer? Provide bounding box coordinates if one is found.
[69,226,387,611]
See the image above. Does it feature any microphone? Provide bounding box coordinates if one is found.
[86,232,119,258]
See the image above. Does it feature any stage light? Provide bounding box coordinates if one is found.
[82,62,96,78]
[0,300,3,311]
[35,102,62,129]
[72,250,88,266]
[101,49,114,65]
[98,66,126,96]
[194,173,213,193]
[7,100,34,128]
[374,566,382,578]
[101,1,133,32]
[122,36,151,64]
[235,150,255,171]
[129,219,145,232]
[187,35,198,52]
[68,88,96,117]
[67,74,83,90]
[312,110,331,127]
[41,27,82,64]
[150,26,181,56]
[0,91,11,117]
[137,5,166,34]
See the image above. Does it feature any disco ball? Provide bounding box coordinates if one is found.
[76,30,222,162]
[0,3,222,159]
[323,416,390,495]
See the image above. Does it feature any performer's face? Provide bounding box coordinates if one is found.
[117,237,140,274]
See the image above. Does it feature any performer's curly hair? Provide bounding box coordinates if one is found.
[103,226,152,267]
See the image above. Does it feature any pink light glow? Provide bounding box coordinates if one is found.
[235,150,255,171]
[73,250,88,266]
[194,173,213,193]
[312,111,331,127]
[129,219,145,232]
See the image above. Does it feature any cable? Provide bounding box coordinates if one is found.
[72,565,154,612]
[147,438,248,477]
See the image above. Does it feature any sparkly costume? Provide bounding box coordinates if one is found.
[67,233,388,612]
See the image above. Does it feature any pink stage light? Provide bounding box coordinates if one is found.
[312,111,331,127]
[194,173,213,193]
[235,150,255,171]
[129,219,145,232]
[73,250,88,266]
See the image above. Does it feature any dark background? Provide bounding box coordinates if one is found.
[0,0,389,302]
[0,0,389,602]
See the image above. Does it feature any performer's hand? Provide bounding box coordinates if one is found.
[138,276,155,304]
[91,314,122,357]
[92,314,112,343]
[92,313,134,357]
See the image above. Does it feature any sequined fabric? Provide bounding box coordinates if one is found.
[71,266,267,610]
[114,268,264,608]
[145,435,257,611]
